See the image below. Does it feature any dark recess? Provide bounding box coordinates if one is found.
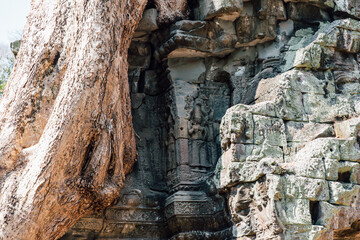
[338,170,351,183]
[310,201,320,225]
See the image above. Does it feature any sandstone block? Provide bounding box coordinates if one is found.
[194,0,243,21]
[137,9,159,33]
[328,181,360,206]
[283,175,330,201]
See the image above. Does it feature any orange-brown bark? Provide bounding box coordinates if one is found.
[0,0,146,239]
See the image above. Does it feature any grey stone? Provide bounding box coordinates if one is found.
[334,0,360,19]
[10,40,21,57]
[283,175,329,201]
[143,70,160,95]
[328,182,360,206]
[136,9,159,33]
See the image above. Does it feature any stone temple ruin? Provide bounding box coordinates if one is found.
[47,0,360,239]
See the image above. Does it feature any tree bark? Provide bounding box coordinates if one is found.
[154,0,188,24]
[0,0,146,239]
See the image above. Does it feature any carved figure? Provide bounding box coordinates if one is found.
[166,114,177,171]
[188,95,212,169]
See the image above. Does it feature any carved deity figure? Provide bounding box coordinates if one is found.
[166,114,177,172]
[188,95,212,170]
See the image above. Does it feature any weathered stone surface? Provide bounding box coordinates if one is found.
[288,3,331,22]
[334,0,360,19]
[218,17,360,240]
[194,0,243,21]
[155,19,237,59]
[235,0,286,47]
[284,0,334,9]
[329,182,360,206]
[137,8,159,33]
[65,2,360,240]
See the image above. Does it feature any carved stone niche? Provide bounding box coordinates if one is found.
[162,54,232,238]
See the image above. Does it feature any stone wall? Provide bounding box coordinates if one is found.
[62,0,360,239]
[218,18,360,240]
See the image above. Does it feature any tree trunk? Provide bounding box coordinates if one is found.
[0,0,146,239]
[154,0,188,24]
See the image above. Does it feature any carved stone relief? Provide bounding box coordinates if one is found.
[63,0,360,239]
